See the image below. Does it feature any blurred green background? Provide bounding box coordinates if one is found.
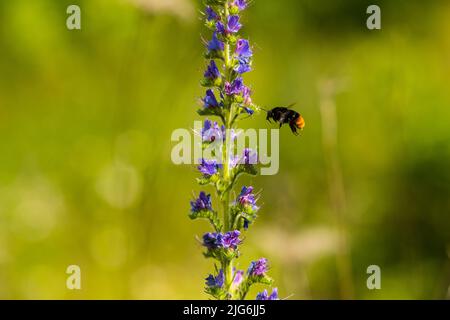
[0,0,449,299]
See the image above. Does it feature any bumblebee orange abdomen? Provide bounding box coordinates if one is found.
[296,115,305,130]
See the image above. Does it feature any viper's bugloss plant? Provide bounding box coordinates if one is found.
[189,0,279,300]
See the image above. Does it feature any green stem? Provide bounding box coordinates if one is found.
[221,0,236,298]
[238,279,253,300]
[224,3,231,69]
[222,193,230,231]
[222,0,233,232]
[222,258,234,294]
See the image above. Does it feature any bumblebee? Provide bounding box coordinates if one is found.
[265,104,305,135]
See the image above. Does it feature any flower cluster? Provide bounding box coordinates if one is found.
[190,191,212,213]
[198,158,222,177]
[202,230,242,262]
[200,2,255,119]
[202,119,224,143]
[203,230,242,250]
[189,191,222,232]
[248,258,268,277]
[206,270,224,288]
[205,269,226,298]
[256,288,279,301]
[229,186,260,230]
[189,0,279,300]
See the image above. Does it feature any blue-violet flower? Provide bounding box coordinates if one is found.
[204,60,221,80]
[206,270,225,288]
[203,89,220,108]
[207,32,225,52]
[233,0,247,11]
[248,258,268,276]
[198,158,222,176]
[217,15,242,35]
[205,6,218,21]
[191,192,213,213]
[256,288,278,300]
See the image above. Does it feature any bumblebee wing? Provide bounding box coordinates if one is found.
[287,102,297,109]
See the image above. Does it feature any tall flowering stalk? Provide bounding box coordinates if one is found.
[189,0,278,300]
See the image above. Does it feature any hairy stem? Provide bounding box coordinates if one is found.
[221,0,233,232]
[224,3,231,70]
[221,0,235,298]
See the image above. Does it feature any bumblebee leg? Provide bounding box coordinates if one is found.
[289,122,299,136]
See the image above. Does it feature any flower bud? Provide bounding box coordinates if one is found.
[229,5,240,15]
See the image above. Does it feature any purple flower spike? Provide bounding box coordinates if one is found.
[195,0,280,301]
[248,258,268,276]
[205,270,225,288]
[190,192,212,213]
[256,288,278,300]
[203,89,219,108]
[204,60,221,80]
[198,158,221,176]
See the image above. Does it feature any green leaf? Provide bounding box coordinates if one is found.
[189,209,222,232]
